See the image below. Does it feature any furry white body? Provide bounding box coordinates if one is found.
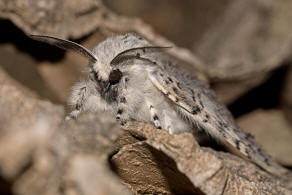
[71,64,191,135]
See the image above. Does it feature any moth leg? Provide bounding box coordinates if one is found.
[163,110,174,133]
[116,108,127,125]
[147,103,162,130]
[66,83,88,120]
[65,110,80,121]
[162,110,190,134]
[65,82,89,120]
[115,96,128,125]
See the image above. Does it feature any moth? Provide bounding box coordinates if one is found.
[31,33,288,176]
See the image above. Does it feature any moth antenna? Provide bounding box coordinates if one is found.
[110,46,171,65]
[30,35,98,63]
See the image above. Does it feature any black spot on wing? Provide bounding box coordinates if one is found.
[203,114,209,123]
[245,132,255,140]
[245,147,252,159]
[172,87,178,94]
[232,128,240,133]
[219,121,228,128]
[197,93,204,108]
[199,100,204,108]
[120,97,127,103]
[256,146,262,153]
[122,34,129,40]
[264,158,270,166]
[191,106,201,115]
[235,139,240,150]
[217,125,226,138]
[176,82,182,89]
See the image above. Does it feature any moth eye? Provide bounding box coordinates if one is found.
[109,69,122,85]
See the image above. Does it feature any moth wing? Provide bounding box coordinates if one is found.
[148,68,288,176]
[30,35,97,63]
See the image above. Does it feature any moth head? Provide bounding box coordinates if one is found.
[91,34,171,82]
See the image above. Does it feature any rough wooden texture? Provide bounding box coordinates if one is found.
[0,0,105,39]
[192,0,292,103]
[193,0,292,80]
[119,122,292,195]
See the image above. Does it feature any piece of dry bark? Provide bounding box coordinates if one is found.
[112,132,203,195]
[121,122,292,195]
[0,0,105,39]
[193,0,292,80]
[191,0,292,104]
[192,0,290,103]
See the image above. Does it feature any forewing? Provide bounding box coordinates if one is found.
[30,35,97,63]
[148,68,288,176]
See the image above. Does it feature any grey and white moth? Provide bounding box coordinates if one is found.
[31,33,288,176]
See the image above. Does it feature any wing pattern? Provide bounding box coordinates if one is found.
[149,68,288,176]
